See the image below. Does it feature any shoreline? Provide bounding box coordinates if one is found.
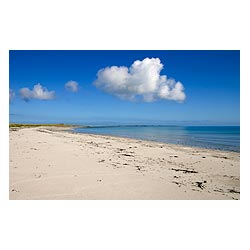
[10,123,240,153]
[66,127,240,154]
[9,126,240,200]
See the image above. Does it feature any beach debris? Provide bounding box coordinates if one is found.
[118,148,126,151]
[11,189,19,192]
[98,159,105,163]
[97,179,102,182]
[195,181,206,189]
[10,128,19,131]
[37,129,53,134]
[202,156,206,158]
[88,141,99,147]
[212,155,229,159]
[172,181,182,187]
[170,155,178,158]
[30,147,38,150]
[121,153,134,157]
[136,166,141,171]
[171,168,198,174]
[192,188,200,192]
[228,189,240,194]
[213,188,224,193]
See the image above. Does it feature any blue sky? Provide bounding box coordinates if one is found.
[9,50,240,125]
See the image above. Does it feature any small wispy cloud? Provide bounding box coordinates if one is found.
[9,89,15,102]
[65,80,79,92]
[94,57,186,102]
[19,83,55,101]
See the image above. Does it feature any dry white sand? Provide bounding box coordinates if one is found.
[9,126,240,200]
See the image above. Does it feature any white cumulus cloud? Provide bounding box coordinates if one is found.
[9,89,15,102]
[94,57,186,102]
[65,80,79,92]
[19,83,55,101]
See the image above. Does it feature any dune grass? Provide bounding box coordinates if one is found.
[9,123,71,128]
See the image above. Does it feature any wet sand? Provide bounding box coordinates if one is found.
[9,127,240,200]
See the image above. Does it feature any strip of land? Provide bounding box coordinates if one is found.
[9,126,240,200]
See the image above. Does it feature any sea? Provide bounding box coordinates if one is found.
[74,125,240,152]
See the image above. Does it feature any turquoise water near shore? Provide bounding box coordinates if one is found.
[74,125,240,152]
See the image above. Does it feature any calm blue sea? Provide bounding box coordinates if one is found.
[74,125,240,152]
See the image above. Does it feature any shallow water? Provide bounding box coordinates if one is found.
[74,125,240,152]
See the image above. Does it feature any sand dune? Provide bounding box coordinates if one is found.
[9,127,240,200]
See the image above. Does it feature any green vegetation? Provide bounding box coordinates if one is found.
[9,123,71,128]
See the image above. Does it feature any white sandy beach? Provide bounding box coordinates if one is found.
[9,126,240,200]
